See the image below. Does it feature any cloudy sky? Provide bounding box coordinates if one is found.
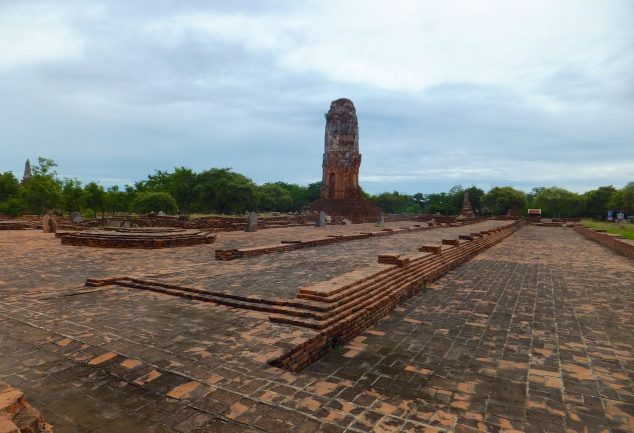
[1,0,632,194]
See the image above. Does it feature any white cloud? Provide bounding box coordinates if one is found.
[142,0,633,101]
[0,3,89,70]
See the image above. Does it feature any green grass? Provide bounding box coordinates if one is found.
[582,219,634,241]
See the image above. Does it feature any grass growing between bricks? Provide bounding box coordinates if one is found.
[582,219,634,240]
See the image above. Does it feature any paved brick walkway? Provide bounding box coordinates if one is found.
[0,224,632,432]
[0,220,508,300]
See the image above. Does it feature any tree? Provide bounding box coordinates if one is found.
[84,182,106,217]
[411,193,426,213]
[0,197,26,217]
[21,157,61,215]
[619,182,634,214]
[527,187,545,207]
[135,170,173,192]
[464,186,485,214]
[583,186,616,219]
[31,157,58,177]
[0,172,25,217]
[104,185,130,214]
[258,183,293,211]
[447,185,465,215]
[0,172,20,202]
[426,192,451,215]
[194,168,258,214]
[169,167,198,214]
[370,191,418,214]
[306,181,322,203]
[61,178,84,213]
[131,192,177,214]
[534,187,584,218]
[482,186,527,216]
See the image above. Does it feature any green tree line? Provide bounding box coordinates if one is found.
[0,157,632,218]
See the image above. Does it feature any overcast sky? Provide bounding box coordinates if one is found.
[1,0,632,194]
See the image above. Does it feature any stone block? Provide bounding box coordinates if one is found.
[418,245,442,254]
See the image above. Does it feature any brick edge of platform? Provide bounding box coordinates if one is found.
[215,220,485,261]
[574,225,634,258]
[0,381,53,433]
[268,220,525,372]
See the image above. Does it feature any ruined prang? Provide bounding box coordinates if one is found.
[310,98,379,222]
[22,159,32,184]
[320,98,361,199]
[457,191,475,220]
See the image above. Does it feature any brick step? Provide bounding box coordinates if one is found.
[269,221,524,370]
[117,280,329,320]
[215,221,483,261]
[60,233,212,241]
[270,227,515,330]
[60,230,216,248]
[300,232,493,306]
[298,229,495,302]
[124,278,330,312]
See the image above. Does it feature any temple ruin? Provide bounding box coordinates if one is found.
[310,98,380,222]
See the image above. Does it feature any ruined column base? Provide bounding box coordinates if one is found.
[309,197,381,223]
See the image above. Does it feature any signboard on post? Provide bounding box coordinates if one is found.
[607,210,614,222]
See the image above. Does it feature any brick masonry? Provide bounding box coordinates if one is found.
[57,229,216,249]
[215,220,485,261]
[268,221,524,372]
[0,381,53,432]
[1,222,633,432]
[574,224,634,258]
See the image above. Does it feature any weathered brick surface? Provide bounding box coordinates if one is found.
[215,220,485,261]
[57,229,216,249]
[1,223,632,432]
[0,381,53,433]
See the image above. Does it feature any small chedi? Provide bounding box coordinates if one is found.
[457,191,475,220]
[21,159,32,184]
[310,98,380,222]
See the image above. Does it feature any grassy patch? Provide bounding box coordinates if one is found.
[332,345,346,355]
[582,219,634,241]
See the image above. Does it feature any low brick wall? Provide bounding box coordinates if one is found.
[0,221,36,230]
[57,230,216,249]
[0,381,53,432]
[574,225,634,258]
[268,221,524,371]
[215,220,485,261]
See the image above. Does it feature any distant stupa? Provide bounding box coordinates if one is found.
[22,159,32,183]
[457,191,475,220]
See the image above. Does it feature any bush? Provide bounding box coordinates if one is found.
[0,197,26,217]
[131,192,177,214]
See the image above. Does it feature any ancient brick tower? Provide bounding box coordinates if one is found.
[310,98,380,222]
[21,159,32,184]
[321,98,361,200]
[458,191,475,220]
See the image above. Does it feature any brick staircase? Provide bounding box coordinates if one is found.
[268,220,525,370]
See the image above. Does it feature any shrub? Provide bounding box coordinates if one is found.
[131,192,177,214]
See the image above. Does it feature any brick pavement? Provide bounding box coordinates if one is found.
[0,224,632,432]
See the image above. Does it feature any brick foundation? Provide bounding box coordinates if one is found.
[574,225,634,258]
[57,229,216,249]
[0,381,53,433]
[215,219,485,261]
[268,221,524,371]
